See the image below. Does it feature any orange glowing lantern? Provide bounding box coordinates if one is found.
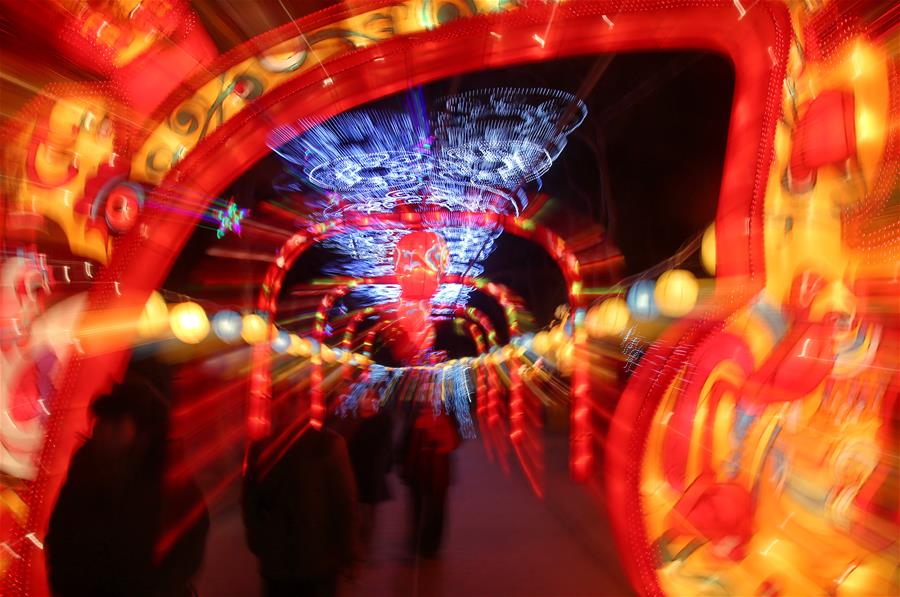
[787,91,857,192]
[394,231,449,301]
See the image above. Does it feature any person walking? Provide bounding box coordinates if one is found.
[401,403,460,558]
[346,382,394,552]
[242,424,359,597]
[45,374,209,597]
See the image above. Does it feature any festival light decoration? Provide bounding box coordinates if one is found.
[103,183,143,235]
[394,231,449,300]
[626,280,659,320]
[137,291,169,338]
[214,199,248,239]
[271,329,291,353]
[585,297,630,338]
[654,269,699,318]
[531,331,550,356]
[271,87,586,308]
[211,310,242,343]
[701,224,716,276]
[240,313,269,344]
[169,301,209,344]
[787,91,857,193]
[5,4,896,597]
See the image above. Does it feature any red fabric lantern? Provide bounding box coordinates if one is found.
[394,231,449,301]
[788,91,856,191]
[668,475,753,561]
[388,301,436,364]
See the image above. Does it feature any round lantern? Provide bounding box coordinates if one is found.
[241,313,268,344]
[271,330,291,353]
[549,325,568,347]
[286,334,302,356]
[296,337,313,357]
[394,231,449,300]
[654,269,699,318]
[586,297,630,338]
[170,301,209,344]
[320,345,337,364]
[627,280,659,320]
[212,310,242,343]
[137,291,169,338]
[556,341,575,374]
[701,225,716,276]
[104,184,142,235]
[532,331,551,356]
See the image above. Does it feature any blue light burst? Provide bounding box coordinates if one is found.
[270,87,586,310]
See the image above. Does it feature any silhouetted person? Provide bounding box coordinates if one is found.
[46,375,209,597]
[401,404,460,557]
[243,426,359,597]
[347,384,394,551]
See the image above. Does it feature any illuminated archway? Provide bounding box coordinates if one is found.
[11,3,790,594]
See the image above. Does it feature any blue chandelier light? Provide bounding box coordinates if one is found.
[269,87,586,310]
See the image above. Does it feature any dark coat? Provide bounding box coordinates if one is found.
[46,442,160,596]
[242,428,359,581]
[347,409,394,504]
[46,441,209,597]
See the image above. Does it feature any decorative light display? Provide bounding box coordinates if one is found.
[701,224,716,275]
[654,269,699,317]
[241,313,269,344]
[169,301,209,345]
[271,329,291,353]
[211,310,242,343]
[137,291,169,338]
[432,87,588,186]
[585,297,630,338]
[214,199,247,239]
[103,183,143,235]
[394,231,449,300]
[626,280,659,320]
[271,87,586,309]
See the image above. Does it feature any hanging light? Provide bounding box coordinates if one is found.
[271,329,291,353]
[532,331,551,356]
[627,280,659,320]
[586,297,630,337]
[241,313,269,344]
[137,291,169,338]
[212,310,242,343]
[320,344,337,364]
[170,301,209,344]
[654,270,699,318]
[394,231,449,301]
[701,225,716,276]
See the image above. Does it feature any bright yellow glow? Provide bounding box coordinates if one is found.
[701,225,716,276]
[240,314,268,344]
[531,331,551,356]
[654,269,699,318]
[169,302,210,345]
[585,298,630,337]
[137,291,169,338]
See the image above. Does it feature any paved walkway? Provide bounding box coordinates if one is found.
[196,434,632,597]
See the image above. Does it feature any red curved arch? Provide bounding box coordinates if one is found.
[17,2,790,594]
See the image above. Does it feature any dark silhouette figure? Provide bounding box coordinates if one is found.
[243,426,359,597]
[45,375,209,597]
[346,384,394,551]
[401,405,460,558]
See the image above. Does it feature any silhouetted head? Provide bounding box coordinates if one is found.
[89,375,169,473]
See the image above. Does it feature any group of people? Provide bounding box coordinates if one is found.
[45,375,461,597]
[241,380,462,596]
